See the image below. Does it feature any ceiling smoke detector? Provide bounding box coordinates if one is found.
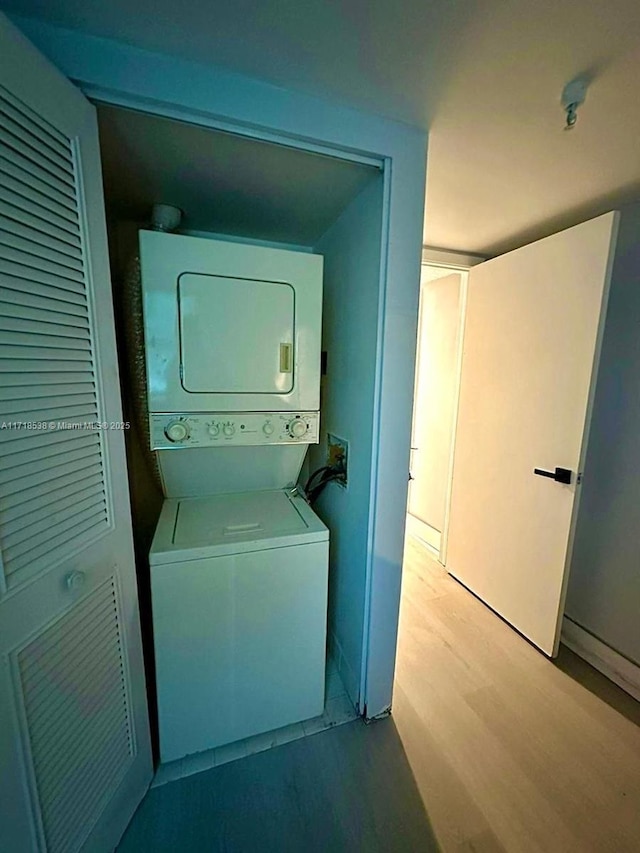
[561,77,589,130]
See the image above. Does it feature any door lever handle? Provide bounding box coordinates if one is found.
[533,466,572,484]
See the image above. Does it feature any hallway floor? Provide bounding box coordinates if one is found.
[393,535,640,853]
[118,717,439,852]
[118,536,640,852]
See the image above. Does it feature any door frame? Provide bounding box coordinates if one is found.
[86,87,388,710]
[409,249,483,567]
[10,12,428,716]
[82,88,394,718]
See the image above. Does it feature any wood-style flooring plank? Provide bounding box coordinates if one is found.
[394,536,640,853]
[118,717,439,852]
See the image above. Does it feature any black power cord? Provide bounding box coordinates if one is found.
[304,465,333,494]
[304,459,346,504]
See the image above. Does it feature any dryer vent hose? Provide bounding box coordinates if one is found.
[150,203,182,232]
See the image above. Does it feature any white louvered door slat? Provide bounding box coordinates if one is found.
[0,447,103,493]
[0,245,85,284]
[0,127,75,187]
[0,331,91,351]
[0,439,101,481]
[0,136,76,190]
[0,317,91,340]
[0,175,79,223]
[0,259,86,294]
[0,228,84,268]
[0,285,89,316]
[0,13,152,853]
[0,428,97,463]
[0,200,83,248]
[0,304,90,330]
[2,482,105,534]
[0,88,68,147]
[2,213,83,255]
[3,387,95,409]
[0,381,95,401]
[0,156,77,220]
[0,108,73,172]
[0,360,94,377]
[7,511,110,577]
[4,487,106,546]
[17,579,134,853]
[0,346,91,363]
[1,466,105,521]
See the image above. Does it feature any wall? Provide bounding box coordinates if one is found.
[408,271,461,533]
[13,14,427,716]
[566,202,640,665]
[309,174,384,705]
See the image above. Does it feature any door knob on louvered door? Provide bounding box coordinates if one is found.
[65,570,86,591]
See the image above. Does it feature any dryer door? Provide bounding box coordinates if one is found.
[179,273,294,395]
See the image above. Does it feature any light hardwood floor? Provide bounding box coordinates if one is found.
[393,535,640,853]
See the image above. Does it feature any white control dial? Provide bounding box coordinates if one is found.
[165,420,189,443]
[208,422,220,437]
[263,422,274,436]
[288,419,308,439]
[223,422,236,437]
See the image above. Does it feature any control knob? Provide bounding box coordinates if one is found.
[263,422,274,436]
[165,420,189,443]
[208,422,221,437]
[223,422,236,437]
[288,418,308,439]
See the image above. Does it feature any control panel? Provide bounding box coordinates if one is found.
[150,411,320,450]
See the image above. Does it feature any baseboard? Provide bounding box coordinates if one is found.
[329,629,360,710]
[405,514,441,556]
[561,617,640,702]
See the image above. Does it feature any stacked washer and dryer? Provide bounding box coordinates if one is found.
[139,229,329,763]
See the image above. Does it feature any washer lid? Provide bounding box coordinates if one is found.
[150,490,328,564]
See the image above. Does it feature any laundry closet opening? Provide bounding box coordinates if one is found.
[95,101,385,763]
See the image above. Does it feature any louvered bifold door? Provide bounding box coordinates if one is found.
[0,84,109,591]
[0,13,152,853]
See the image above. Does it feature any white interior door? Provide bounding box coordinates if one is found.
[446,213,618,656]
[0,14,152,852]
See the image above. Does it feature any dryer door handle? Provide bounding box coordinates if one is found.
[279,343,293,373]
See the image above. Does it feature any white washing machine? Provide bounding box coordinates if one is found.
[150,489,328,763]
[139,230,329,763]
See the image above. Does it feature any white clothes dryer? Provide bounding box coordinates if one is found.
[139,230,323,421]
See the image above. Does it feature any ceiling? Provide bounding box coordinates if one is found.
[6,0,640,256]
[97,104,378,246]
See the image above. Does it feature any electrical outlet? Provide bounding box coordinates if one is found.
[327,433,348,487]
